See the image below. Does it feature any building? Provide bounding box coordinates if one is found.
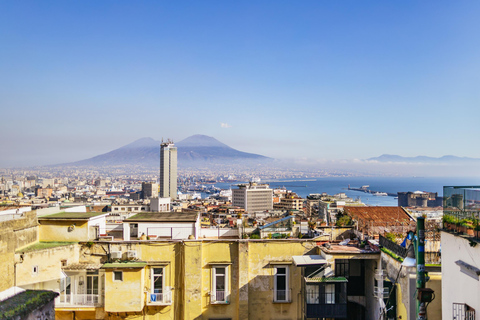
[273,192,303,211]
[232,182,273,213]
[159,141,177,200]
[122,212,200,240]
[397,191,442,207]
[142,182,158,199]
[441,186,480,320]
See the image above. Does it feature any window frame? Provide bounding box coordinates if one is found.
[211,265,229,304]
[273,265,290,303]
[113,271,123,282]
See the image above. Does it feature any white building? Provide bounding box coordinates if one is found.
[122,212,200,240]
[441,231,480,320]
[232,183,273,213]
[160,141,177,200]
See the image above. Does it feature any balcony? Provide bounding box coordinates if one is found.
[147,289,172,305]
[273,289,291,303]
[56,293,102,307]
[443,186,480,242]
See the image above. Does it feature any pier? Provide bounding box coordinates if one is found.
[347,184,397,197]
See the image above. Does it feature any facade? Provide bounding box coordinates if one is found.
[274,192,303,211]
[159,141,177,200]
[38,212,108,242]
[232,182,273,213]
[14,236,383,320]
[141,182,158,199]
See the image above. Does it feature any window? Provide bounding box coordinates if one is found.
[113,271,123,281]
[324,284,335,304]
[212,266,229,303]
[151,267,164,301]
[453,303,476,320]
[61,260,68,267]
[32,266,39,275]
[274,266,289,302]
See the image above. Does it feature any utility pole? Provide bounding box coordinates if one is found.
[416,216,426,319]
[413,216,434,320]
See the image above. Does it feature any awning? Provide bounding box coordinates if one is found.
[305,277,348,283]
[292,255,327,266]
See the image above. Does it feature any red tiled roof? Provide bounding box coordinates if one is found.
[344,206,414,225]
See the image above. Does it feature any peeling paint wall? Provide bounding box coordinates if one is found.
[105,268,145,312]
[39,220,89,242]
[0,210,38,291]
[15,244,80,287]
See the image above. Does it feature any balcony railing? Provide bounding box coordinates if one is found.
[56,294,102,307]
[147,289,172,305]
[210,290,229,304]
[274,289,291,303]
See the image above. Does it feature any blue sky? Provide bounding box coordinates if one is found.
[1,1,479,167]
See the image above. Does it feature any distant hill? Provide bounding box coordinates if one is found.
[61,135,270,167]
[368,154,480,163]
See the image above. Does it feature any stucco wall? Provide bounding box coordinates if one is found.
[0,210,38,291]
[39,220,89,242]
[441,231,480,320]
[15,244,80,287]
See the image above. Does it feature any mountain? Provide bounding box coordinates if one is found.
[176,135,269,162]
[62,135,270,167]
[368,154,480,163]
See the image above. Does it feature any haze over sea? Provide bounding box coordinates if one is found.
[215,176,480,206]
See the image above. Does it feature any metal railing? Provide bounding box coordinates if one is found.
[274,289,291,303]
[148,289,172,305]
[379,235,407,258]
[210,290,229,304]
[57,294,102,307]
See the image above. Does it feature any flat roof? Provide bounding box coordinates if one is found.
[292,255,328,266]
[125,212,198,222]
[38,212,107,220]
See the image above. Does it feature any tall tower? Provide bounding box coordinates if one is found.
[159,140,177,200]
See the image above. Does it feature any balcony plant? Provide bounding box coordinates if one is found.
[442,214,457,231]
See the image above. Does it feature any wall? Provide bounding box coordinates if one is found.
[104,268,145,312]
[15,244,80,287]
[0,210,38,291]
[39,220,89,242]
[441,231,480,320]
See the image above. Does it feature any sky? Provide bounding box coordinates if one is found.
[1,1,480,167]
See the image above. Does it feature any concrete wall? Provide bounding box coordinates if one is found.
[104,268,145,312]
[39,220,89,242]
[15,244,80,287]
[441,231,480,320]
[0,210,38,291]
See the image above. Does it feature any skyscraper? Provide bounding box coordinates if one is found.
[159,140,177,200]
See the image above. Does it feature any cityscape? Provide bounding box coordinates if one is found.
[1,1,480,320]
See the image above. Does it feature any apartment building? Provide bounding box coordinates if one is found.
[232,182,273,213]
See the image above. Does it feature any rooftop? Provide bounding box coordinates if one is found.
[38,212,107,220]
[16,241,76,253]
[0,290,59,320]
[344,206,414,225]
[125,212,198,222]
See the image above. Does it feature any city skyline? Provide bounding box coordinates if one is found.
[1,1,480,169]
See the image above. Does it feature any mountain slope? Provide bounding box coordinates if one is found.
[62,135,270,167]
[368,154,480,163]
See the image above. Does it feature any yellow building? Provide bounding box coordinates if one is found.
[14,236,387,320]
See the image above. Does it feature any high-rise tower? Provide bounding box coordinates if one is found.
[159,140,177,200]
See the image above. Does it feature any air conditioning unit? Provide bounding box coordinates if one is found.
[126,250,137,260]
[111,251,122,260]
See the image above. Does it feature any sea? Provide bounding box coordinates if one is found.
[211,176,480,206]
